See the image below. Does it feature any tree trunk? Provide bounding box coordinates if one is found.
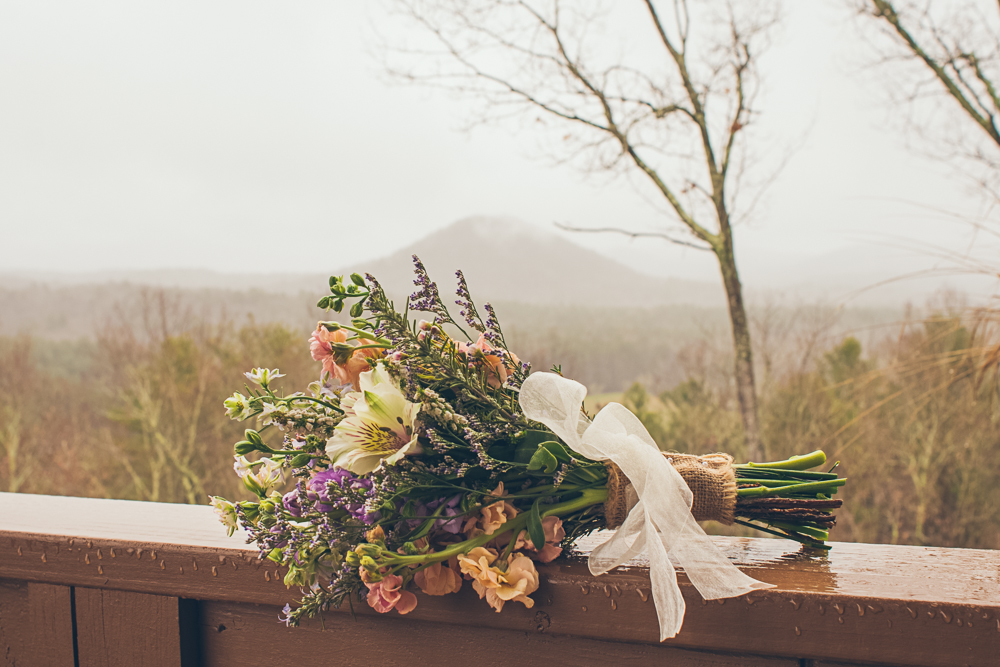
[715,235,764,462]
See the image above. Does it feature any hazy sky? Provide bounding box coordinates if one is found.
[1,1,997,300]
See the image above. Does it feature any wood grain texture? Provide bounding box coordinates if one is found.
[201,600,797,667]
[1,492,998,667]
[75,588,182,667]
[0,579,75,667]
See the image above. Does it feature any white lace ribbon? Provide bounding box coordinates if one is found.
[519,372,774,641]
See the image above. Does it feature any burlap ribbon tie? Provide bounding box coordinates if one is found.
[519,372,773,641]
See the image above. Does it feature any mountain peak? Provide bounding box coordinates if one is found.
[341,216,723,307]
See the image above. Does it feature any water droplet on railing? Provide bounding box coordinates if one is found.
[906,606,916,619]
[927,611,935,619]
[857,604,865,617]
[610,600,617,610]
[192,559,198,571]
[838,618,844,624]
[580,585,588,595]
[817,604,825,616]
[97,549,102,560]
[179,566,184,574]
[581,606,587,612]
[966,620,973,628]
[84,554,90,565]
[97,565,103,575]
[151,551,157,560]
[40,553,47,563]
[219,555,227,564]
[717,599,726,606]
[17,546,22,556]
[790,599,800,610]
[746,597,756,606]
[265,570,271,582]
[940,611,952,624]
[110,549,116,558]
[87,541,93,549]
[212,566,218,577]
[603,585,611,598]
[833,604,844,615]
[956,618,963,627]
[794,627,801,636]
[160,560,165,570]
[637,589,649,602]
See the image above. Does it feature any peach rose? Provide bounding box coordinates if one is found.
[458,549,539,613]
[483,554,539,612]
[516,515,565,563]
[414,562,463,596]
[463,483,517,538]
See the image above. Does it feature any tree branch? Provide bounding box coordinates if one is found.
[553,222,713,251]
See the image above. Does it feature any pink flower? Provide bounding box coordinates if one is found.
[414,562,463,596]
[365,574,418,615]
[516,516,566,563]
[457,334,520,388]
[309,325,384,389]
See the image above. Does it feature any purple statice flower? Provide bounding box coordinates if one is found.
[454,270,485,333]
[405,494,465,535]
[305,468,379,524]
[279,604,294,627]
[282,488,302,517]
[408,255,447,319]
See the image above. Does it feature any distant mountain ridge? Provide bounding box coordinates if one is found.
[338,217,725,307]
[2,216,725,307]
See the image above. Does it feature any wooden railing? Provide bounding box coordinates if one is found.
[1,492,997,667]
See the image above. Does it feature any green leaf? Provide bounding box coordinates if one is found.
[539,440,572,463]
[527,498,546,551]
[350,301,364,318]
[511,430,554,463]
[527,447,559,474]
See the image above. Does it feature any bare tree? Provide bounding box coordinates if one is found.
[856,1,1000,200]
[382,0,781,460]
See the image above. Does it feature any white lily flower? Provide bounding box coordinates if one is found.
[224,392,252,420]
[325,363,422,474]
[234,455,285,496]
[244,368,285,388]
[208,496,238,536]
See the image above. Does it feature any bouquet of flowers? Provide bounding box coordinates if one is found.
[210,257,845,640]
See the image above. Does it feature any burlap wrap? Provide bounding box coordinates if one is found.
[604,452,737,528]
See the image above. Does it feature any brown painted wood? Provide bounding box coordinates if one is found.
[1,492,998,667]
[75,587,183,667]
[201,599,796,667]
[0,579,76,667]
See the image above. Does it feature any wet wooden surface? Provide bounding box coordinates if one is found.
[1,492,998,667]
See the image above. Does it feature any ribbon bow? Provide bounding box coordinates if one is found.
[519,372,773,641]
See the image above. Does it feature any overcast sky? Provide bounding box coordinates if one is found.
[1,0,997,301]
